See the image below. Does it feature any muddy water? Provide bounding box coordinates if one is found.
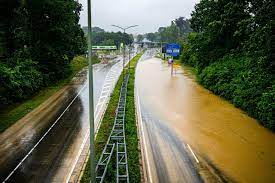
[136,57,275,183]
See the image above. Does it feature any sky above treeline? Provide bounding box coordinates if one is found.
[78,0,199,34]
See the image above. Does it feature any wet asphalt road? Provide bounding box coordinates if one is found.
[136,50,202,183]
[0,57,123,182]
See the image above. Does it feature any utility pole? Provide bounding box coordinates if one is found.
[111,25,138,76]
[87,0,95,182]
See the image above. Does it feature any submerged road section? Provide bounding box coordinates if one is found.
[136,51,203,183]
[0,57,125,182]
[136,50,275,183]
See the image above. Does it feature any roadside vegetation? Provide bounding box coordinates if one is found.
[180,0,274,131]
[0,1,135,134]
[0,0,106,133]
[83,26,134,48]
[0,56,99,133]
[81,52,143,183]
[0,0,87,108]
[137,17,192,45]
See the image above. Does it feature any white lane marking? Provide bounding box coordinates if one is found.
[94,102,106,124]
[103,83,113,87]
[3,61,119,182]
[136,91,153,183]
[96,102,104,107]
[102,86,111,91]
[106,77,115,80]
[100,94,107,98]
[109,74,118,77]
[102,88,110,92]
[187,144,199,163]
[99,95,107,100]
[66,59,123,182]
[65,88,107,183]
[64,128,89,183]
[107,76,116,79]
[65,83,109,183]
[105,78,116,82]
[3,82,88,183]
[103,85,112,88]
[109,71,119,75]
[101,91,109,94]
[105,80,115,83]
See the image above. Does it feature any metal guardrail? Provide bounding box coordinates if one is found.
[96,74,130,183]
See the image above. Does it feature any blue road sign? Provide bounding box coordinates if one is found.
[165,43,181,57]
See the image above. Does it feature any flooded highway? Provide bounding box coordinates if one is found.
[0,58,124,182]
[136,50,275,182]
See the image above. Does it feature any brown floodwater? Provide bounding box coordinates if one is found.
[136,57,275,183]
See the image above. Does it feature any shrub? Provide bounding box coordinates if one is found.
[0,57,43,106]
[198,54,274,131]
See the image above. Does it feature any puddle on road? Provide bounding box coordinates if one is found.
[136,57,275,183]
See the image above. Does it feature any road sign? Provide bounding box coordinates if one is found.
[165,43,180,57]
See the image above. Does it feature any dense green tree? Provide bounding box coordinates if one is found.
[24,0,86,81]
[0,0,87,106]
[82,26,105,35]
[136,34,144,42]
[145,33,157,42]
[174,17,192,36]
[0,0,21,58]
[91,31,133,48]
[144,17,192,44]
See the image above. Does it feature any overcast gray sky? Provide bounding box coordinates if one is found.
[78,0,199,34]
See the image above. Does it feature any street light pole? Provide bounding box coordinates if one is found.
[123,29,126,78]
[111,25,138,76]
[87,0,95,182]
[128,44,131,71]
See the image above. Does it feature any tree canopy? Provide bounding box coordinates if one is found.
[82,26,134,47]
[142,17,192,43]
[0,0,86,106]
[92,31,133,47]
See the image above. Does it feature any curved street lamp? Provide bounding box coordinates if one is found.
[111,25,138,77]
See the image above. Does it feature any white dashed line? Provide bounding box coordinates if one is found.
[187,144,199,163]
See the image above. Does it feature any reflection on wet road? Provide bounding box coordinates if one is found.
[136,50,275,183]
[0,58,123,182]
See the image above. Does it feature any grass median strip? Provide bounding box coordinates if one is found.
[81,52,144,183]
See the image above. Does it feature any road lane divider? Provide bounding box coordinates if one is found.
[187,144,200,164]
